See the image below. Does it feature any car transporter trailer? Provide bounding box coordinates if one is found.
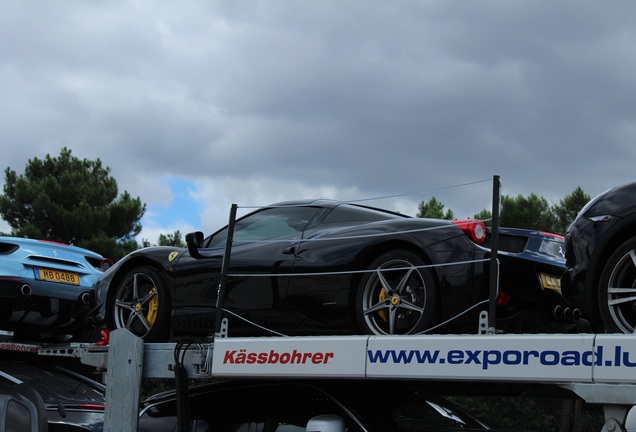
[6,176,636,431]
[11,319,634,432]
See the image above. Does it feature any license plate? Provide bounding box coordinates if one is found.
[540,273,561,291]
[34,268,80,285]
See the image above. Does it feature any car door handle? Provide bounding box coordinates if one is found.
[282,246,296,255]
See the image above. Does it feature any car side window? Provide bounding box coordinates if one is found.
[321,204,399,224]
[208,207,321,247]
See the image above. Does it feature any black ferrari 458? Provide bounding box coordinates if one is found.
[95,200,572,341]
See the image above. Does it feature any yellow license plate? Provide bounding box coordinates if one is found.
[540,273,561,291]
[34,268,80,285]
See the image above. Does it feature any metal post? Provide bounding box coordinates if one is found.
[215,204,238,337]
[103,329,143,432]
[488,175,501,333]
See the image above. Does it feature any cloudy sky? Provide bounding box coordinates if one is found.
[1,1,635,244]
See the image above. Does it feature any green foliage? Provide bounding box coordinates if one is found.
[473,209,492,225]
[552,187,591,234]
[158,230,186,247]
[416,187,590,233]
[499,193,553,231]
[0,147,146,260]
[417,196,454,220]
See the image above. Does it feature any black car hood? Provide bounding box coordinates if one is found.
[579,181,636,219]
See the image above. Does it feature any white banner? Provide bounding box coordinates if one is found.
[211,334,636,384]
[366,334,595,382]
[212,336,367,377]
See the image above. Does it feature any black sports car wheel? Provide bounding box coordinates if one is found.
[111,266,170,342]
[356,250,437,335]
[598,237,636,333]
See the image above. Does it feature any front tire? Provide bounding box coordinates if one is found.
[110,266,170,342]
[356,250,437,335]
[598,237,636,333]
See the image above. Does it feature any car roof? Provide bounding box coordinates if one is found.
[268,199,410,219]
[269,198,341,208]
[0,357,105,407]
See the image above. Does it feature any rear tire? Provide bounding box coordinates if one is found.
[598,237,636,333]
[355,250,437,335]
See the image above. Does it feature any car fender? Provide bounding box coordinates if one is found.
[99,248,185,320]
[583,214,636,312]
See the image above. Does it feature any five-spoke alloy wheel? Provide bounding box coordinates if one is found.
[599,237,636,333]
[111,266,169,342]
[356,250,437,335]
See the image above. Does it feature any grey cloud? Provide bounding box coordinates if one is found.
[1,1,635,239]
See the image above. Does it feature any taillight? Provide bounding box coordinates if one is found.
[37,239,69,246]
[497,291,511,306]
[101,258,113,271]
[451,219,487,244]
[540,231,565,240]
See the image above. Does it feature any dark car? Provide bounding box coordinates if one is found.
[562,181,636,333]
[0,236,111,342]
[487,228,579,333]
[0,355,105,431]
[96,200,568,342]
[137,379,495,432]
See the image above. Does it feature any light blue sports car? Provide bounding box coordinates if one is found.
[0,236,111,341]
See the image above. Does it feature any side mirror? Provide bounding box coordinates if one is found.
[185,231,204,259]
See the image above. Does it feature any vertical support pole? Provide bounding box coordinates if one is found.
[104,329,143,432]
[488,175,501,333]
[215,203,238,337]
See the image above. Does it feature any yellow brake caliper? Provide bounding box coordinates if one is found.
[146,287,158,326]
[378,288,387,322]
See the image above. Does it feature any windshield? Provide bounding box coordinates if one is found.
[139,381,490,432]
